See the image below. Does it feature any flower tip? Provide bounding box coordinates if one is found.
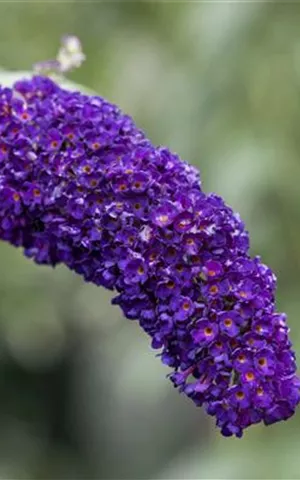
[57,34,85,73]
[32,35,85,77]
[61,34,83,54]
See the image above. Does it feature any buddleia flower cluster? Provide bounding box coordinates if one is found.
[0,72,299,437]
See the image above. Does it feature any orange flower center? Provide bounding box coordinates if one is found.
[236,391,245,400]
[204,327,213,336]
[224,318,233,328]
[257,387,264,396]
[209,285,219,294]
[157,214,169,225]
[13,193,20,201]
[258,357,267,367]
[239,291,248,298]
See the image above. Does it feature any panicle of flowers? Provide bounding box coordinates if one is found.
[0,74,299,437]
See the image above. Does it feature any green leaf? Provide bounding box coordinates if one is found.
[0,69,94,94]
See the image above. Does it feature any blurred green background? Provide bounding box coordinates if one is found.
[0,2,300,478]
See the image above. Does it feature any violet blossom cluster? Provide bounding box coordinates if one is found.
[0,75,299,437]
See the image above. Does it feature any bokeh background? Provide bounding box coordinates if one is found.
[0,1,300,478]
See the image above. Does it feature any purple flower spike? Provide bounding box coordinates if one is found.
[0,74,299,437]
